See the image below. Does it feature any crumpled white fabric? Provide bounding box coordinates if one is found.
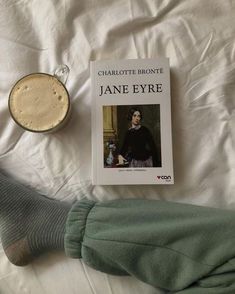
[0,0,235,293]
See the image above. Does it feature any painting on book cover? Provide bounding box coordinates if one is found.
[103,104,161,168]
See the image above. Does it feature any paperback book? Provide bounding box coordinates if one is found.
[91,58,174,185]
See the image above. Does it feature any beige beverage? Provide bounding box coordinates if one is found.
[9,73,70,132]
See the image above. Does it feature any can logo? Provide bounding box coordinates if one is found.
[157,176,171,180]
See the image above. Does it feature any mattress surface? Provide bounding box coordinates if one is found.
[1,0,235,293]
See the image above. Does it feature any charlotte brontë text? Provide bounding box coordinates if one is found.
[97,67,164,76]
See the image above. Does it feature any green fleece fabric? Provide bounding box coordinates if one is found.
[64,199,235,293]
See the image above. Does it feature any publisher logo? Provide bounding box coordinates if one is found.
[157,175,171,182]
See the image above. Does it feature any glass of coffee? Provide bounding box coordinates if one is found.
[8,68,70,133]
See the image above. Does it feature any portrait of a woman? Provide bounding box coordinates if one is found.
[118,107,160,167]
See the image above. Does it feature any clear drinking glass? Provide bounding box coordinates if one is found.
[8,65,71,133]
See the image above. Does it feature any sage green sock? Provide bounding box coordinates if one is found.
[0,173,71,266]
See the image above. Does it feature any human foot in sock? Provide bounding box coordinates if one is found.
[0,173,71,266]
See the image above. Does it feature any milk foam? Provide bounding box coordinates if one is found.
[9,74,69,132]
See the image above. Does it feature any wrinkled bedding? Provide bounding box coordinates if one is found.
[1,0,235,293]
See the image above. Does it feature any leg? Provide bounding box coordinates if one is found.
[2,172,235,292]
[65,199,235,293]
[0,172,71,265]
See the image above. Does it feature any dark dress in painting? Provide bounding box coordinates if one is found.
[120,125,160,167]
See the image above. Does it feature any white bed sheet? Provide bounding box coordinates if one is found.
[1,0,235,293]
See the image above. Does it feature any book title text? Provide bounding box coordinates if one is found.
[99,83,163,96]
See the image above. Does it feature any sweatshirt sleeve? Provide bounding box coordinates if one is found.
[64,198,235,293]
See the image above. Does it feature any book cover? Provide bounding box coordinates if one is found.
[91,58,174,185]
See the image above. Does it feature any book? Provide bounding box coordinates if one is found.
[91,58,174,185]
